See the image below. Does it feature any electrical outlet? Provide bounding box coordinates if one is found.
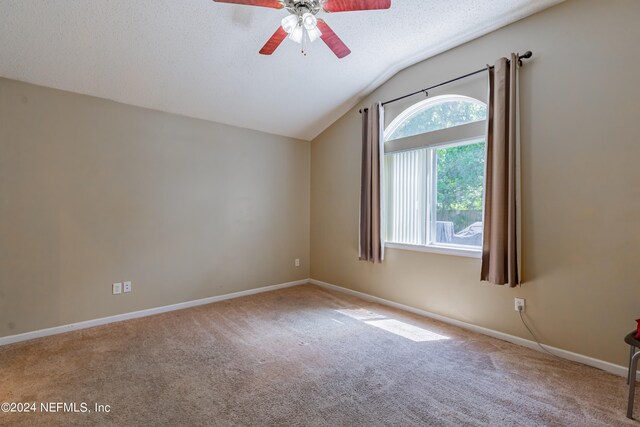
[294,258,300,267]
[514,297,525,312]
[113,282,122,295]
[123,281,132,293]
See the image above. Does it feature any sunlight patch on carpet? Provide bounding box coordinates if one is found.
[336,309,450,342]
[365,319,450,342]
[335,308,386,321]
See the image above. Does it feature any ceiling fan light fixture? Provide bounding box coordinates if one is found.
[289,25,304,43]
[301,12,317,30]
[281,14,298,34]
[307,26,322,42]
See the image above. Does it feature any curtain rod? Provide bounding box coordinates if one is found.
[359,51,532,114]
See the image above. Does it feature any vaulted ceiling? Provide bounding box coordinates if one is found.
[0,0,562,140]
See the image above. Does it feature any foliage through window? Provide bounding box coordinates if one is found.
[384,95,486,253]
[386,95,486,141]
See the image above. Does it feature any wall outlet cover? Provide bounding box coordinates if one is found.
[123,281,132,293]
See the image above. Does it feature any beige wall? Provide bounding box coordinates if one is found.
[311,0,640,367]
[0,78,310,337]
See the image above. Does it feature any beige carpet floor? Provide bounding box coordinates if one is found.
[0,284,637,426]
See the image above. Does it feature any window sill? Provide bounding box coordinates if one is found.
[385,242,481,259]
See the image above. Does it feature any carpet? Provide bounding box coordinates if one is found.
[0,284,637,426]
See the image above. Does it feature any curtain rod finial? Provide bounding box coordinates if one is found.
[518,51,533,66]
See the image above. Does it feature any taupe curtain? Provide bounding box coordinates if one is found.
[481,54,521,286]
[359,103,384,263]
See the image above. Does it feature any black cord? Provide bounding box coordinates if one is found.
[518,309,559,359]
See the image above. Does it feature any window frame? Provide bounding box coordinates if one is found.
[383,95,487,258]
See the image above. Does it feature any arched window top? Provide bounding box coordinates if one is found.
[385,95,487,142]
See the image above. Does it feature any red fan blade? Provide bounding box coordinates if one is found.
[259,26,288,55]
[317,20,351,59]
[323,0,390,13]
[213,0,283,9]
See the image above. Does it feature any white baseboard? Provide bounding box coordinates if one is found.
[309,278,630,378]
[0,279,308,347]
[3,277,631,379]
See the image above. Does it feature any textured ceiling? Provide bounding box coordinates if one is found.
[0,0,561,140]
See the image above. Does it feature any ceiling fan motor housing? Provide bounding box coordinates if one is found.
[284,0,322,16]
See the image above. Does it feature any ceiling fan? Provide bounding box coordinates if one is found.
[213,0,391,59]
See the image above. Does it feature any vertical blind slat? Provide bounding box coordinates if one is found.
[386,149,425,245]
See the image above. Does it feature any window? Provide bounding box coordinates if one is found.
[384,95,486,257]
